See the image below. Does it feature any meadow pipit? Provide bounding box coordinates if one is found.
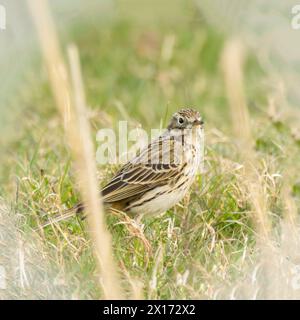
[43,108,204,225]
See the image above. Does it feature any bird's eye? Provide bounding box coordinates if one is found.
[178,117,184,125]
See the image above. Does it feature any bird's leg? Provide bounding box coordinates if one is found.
[182,192,191,231]
[110,208,152,256]
[181,192,192,256]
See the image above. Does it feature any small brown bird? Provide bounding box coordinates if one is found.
[42,108,204,227]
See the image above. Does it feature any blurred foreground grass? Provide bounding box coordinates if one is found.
[1,0,300,299]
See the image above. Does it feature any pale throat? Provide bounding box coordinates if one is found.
[168,126,202,142]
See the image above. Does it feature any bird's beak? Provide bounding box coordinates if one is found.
[193,119,204,127]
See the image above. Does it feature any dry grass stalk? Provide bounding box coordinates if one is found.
[221,39,300,299]
[221,38,271,242]
[27,0,124,299]
[26,0,71,126]
[67,45,124,299]
[221,39,251,151]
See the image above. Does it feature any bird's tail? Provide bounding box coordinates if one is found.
[38,203,84,229]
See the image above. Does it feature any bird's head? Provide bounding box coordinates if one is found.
[167,108,204,130]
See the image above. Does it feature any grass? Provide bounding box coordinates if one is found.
[1,0,300,299]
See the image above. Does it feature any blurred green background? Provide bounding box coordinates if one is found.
[0,0,300,299]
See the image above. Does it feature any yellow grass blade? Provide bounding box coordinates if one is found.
[27,0,124,299]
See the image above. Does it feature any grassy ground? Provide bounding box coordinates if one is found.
[1,1,300,299]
